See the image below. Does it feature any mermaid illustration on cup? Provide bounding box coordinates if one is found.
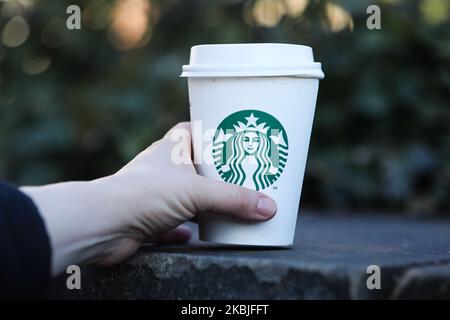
[213,112,288,191]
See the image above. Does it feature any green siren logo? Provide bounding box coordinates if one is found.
[213,109,288,191]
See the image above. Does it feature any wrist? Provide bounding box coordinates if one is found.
[21,178,126,276]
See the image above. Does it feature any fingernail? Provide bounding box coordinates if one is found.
[256,196,277,219]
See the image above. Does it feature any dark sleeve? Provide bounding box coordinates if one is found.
[0,181,52,299]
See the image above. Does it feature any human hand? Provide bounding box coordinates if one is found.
[22,122,277,276]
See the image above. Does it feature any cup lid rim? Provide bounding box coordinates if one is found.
[180,43,324,79]
[181,63,324,79]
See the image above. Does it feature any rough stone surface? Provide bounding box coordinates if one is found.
[390,264,450,299]
[48,213,450,299]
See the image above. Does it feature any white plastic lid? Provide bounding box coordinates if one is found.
[180,43,324,79]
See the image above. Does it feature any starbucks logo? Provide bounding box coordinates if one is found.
[213,109,288,191]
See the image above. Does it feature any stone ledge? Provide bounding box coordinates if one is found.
[391,263,450,299]
[49,213,450,299]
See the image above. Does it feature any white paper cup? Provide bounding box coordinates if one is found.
[181,43,324,246]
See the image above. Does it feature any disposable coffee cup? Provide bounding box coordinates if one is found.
[181,43,324,246]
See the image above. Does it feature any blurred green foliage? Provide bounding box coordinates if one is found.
[0,0,449,215]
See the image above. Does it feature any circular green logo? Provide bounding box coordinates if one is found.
[213,109,288,191]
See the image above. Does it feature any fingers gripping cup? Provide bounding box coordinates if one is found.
[181,43,324,247]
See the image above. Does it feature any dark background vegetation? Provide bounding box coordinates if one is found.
[0,0,449,216]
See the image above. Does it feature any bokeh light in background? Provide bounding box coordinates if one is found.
[22,52,51,75]
[108,0,151,50]
[420,0,450,25]
[0,0,449,216]
[324,2,353,32]
[2,15,30,47]
[41,17,68,47]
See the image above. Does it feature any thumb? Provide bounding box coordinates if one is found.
[193,176,277,221]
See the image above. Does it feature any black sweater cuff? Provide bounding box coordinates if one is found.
[0,181,52,299]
